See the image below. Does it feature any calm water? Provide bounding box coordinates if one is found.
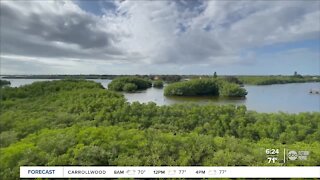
[3,78,320,113]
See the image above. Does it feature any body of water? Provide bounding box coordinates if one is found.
[3,78,319,113]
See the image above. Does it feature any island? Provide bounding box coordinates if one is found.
[164,78,247,97]
[0,80,11,87]
[153,80,164,88]
[108,77,152,92]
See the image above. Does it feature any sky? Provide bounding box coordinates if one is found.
[0,0,319,75]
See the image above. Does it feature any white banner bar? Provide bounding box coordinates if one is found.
[20,166,320,178]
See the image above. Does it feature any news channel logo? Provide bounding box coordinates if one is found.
[287,150,309,161]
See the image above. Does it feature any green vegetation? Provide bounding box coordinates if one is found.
[156,75,181,83]
[238,76,320,85]
[0,79,103,100]
[221,76,243,85]
[0,80,10,87]
[4,74,319,86]
[164,79,219,96]
[123,83,138,92]
[108,76,152,92]
[2,74,183,82]
[153,80,164,88]
[0,80,319,179]
[219,81,247,97]
[164,78,247,97]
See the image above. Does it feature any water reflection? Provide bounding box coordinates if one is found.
[123,83,320,113]
[124,87,246,106]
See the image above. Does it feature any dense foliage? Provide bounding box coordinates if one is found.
[0,80,319,179]
[218,81,247,97]
[108,77,152,92]
[164,78,247,97]
[153,80,164,88]
[4,74,319,86]
[122,83,138,92]
[238,76,320,85]
[0,79,103,100]
[0,80,11,87]
[221,76,243,85]
[157,75,182,83]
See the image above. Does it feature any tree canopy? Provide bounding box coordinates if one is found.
[108,77,152,92]
[0,80,11,87]
[0,80,319,179]
[164,78,247,97]
[153,80,164,88]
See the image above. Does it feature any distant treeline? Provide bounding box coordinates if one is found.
[237,75,320,85]
[2,74,128,79]
[2,75,182,82]
[2,74,319,85]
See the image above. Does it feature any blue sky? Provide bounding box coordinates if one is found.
[75,0,117,16]
[1,0,319,75]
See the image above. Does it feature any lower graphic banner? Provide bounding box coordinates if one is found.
[20,166,320,178]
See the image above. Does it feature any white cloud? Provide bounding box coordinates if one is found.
[109,0,320,65]
[0,0,319,74]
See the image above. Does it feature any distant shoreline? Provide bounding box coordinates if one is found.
[1,74,320,78]
[2,74,319,85]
